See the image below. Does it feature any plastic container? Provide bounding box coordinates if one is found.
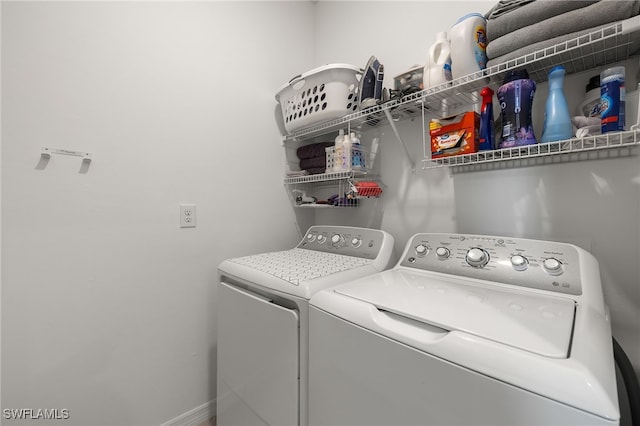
[275,64,363,134]
[600,66,626,133]
[478,87,494,151]
[325,144,368,172]
[579,75,602,117]
[541,66,572,143]
[449,13,488,80]
[497,69,537,148]
[423,31,452,89]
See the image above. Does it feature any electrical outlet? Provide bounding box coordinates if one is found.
[180,204,196,228]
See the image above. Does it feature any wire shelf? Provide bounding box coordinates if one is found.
[281,16,640,142]
[422,130,640,171]
[284,170,370,185]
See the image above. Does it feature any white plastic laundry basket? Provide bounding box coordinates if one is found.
[276,64,362,134]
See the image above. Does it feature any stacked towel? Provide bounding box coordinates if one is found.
[296,142,333,175]
[485,0,640,67]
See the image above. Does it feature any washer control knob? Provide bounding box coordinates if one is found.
[317,235,327,244]
[331,234,344,246]
[436,247,450,259]
[415,244,428,256]
[351,237,362,248]
[510,255,529,271]
[466,248,489,268]
[543,258,563,275]
[306,233,316,242]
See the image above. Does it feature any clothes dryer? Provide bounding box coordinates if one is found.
[216,226,395,426]
[308,233,619,426]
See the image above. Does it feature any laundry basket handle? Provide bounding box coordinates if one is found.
[289,73,306,91]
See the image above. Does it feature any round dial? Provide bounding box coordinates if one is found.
[317,235,327,244]
[510,255,529,271]
[306,233,316,242]
[543,258,563,275]
[415,244,428,256]
[436,247,450,259]
[466,248,489,268]
[331,233,344,246]
[351,237,362,248]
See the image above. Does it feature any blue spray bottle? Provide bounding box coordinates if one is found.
[479,86,494,150]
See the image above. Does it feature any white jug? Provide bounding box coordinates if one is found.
[423,31,452,90]
[449,13,488,80]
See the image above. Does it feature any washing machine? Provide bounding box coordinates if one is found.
[308,232,620,426]
[216,225,395,426]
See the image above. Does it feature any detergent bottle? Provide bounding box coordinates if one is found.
[497,69,537,148]
[541,66,572,143]
[600,66,626,133]
[449,13,488,80]
[423,32,452,90]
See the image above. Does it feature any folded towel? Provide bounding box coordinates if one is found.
[299,155,326,170]
[304,167,326,175]
[486,0,599,41]
[486,20,640,67]
[485,0,536,20]
[487,0,640,60]
[296,142,333,160]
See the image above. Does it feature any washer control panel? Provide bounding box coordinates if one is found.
[298,225,387,260]
[400,233,582,295]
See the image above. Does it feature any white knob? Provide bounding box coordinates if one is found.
[351,237,362,247]
[415,244,428,256]
[510,255,528,271]
[306,233,316,242]
[436,247,450,259]
[543,258,563,275]
[317,235,327,244]
[331,234,344,246]
[466,248,489,267]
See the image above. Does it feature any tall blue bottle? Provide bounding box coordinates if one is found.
[541,66,572,142]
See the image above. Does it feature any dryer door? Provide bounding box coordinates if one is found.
[217,282,299,426]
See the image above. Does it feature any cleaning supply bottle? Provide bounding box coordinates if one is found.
[600,66,625,133]
[333,129,345,171]
[541,66,572,143]
[350,132,364,169]
[449,13,488,80]
[423,32,452,90]
[478,86,494,150]
[341,132,352,170]
[497,69,537,148]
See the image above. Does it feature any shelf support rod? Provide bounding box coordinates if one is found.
[383,108,415,172]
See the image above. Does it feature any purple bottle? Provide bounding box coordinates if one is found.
[497,69,537,148]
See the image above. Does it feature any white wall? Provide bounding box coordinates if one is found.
[313,0,640,379]
[1,2,314,425]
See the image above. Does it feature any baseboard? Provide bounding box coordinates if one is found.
[160,400,215,426]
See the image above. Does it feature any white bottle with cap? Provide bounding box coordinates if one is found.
[333,129,345,171]
[423,32,452,90]
[449,13,488,80]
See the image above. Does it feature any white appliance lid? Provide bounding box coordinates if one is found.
[333,269,576,358]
